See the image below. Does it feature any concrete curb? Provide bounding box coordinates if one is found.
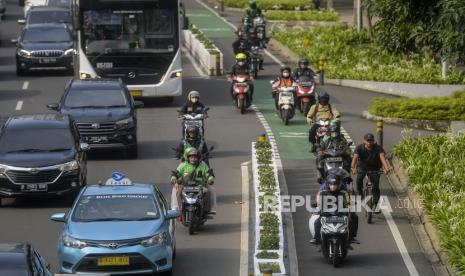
[182,28,224,76]
[386,156,457,276]
[362,110,451,132]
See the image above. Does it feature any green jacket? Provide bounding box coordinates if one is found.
[246,7,262,18]
[316,135,351,157]
[171,161,214,187]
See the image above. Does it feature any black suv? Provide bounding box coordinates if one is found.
[0,114,87,199]
[12,23,74,75]
[47,79,143,158]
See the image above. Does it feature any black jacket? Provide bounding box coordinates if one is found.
[180,102,206,115]
[293,68,316,79]
[231,64,250,76]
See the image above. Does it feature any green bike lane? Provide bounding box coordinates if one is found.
[185,1,436,275]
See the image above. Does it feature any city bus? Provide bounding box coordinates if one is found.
[73,0,187,99]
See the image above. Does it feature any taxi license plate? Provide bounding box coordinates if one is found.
[130,90,142,97]
[97,256,130,266]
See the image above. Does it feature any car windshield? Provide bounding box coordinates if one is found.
[72,194,159,222]
[64,88,128,108]
[0,128,73,154]
[23,27,70,43]
[29,10,71,24]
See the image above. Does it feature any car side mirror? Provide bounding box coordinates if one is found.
[11,38,18,45]
[46,103,60,111]
[134,100,144,109]
[80,143,90,151]
[17,19,26,25]
[166,209,180,220]
[50,213,66,222]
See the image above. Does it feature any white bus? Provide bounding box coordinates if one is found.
[73,0,187,99]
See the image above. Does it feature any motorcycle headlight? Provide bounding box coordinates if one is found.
[141,232,167,247]
[0,164,7,174]
[17,49,32,58]
[60,160,79,172]
[64,48,74,56]
[115,117,134,129]
[63,235,87,249]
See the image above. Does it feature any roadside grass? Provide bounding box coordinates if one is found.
[395,132,465,273]
[369,90,465,120]
[265,10,339,21]
[273,24,465,84]
[223,0,312,10]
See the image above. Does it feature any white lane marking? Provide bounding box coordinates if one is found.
[383,208,420,276]
[182,47,207,77]
[240,161,250,276]
[15,101,23,110]
[22,81,29,90]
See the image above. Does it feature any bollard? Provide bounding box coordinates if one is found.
[262,268,273,276]
[215,52,221,76]
[376,119,384,148]
[318,58,325,86]
[220,0,224,12]
[258,133,267,143]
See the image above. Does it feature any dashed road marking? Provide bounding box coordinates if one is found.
[22,81,29,90]
[15,101,23,110]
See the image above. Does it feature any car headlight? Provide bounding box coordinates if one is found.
[60,160,79,172]
[0,164,7,174]
[80,73,92,79]
[140,232,167,247]
[63,235,87,249]
[115,117,134,129]
[17,49,32,58]
[64,48,74,56]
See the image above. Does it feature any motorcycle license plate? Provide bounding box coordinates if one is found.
[326,216,345,223]
[326,157,343,162]
[183,186,201,192]
[98,256,130,266]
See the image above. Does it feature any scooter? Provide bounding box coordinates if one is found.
[248,46,262,79]
[277,86,296,125]
[231,74,252,114]
[296,75,316,116]
[178,107,209,139]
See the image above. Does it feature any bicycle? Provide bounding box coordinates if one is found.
[362,170,383,224]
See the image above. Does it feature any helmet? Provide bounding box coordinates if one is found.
[326,174,341,192]
[318,92,330,104]
[298,58,309,69]
[281,66,291,78]
[186,148,200,164]
[249,1,257,9]
[329,121,340,138]
[236,53,247,61]
[188,91,200,103]
[186,126,199,140]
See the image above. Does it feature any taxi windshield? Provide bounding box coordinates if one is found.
[72,194,159,222]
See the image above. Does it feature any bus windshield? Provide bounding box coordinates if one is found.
[82,9,177,55]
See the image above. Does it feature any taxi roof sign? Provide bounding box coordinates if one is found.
[105,172,133,186]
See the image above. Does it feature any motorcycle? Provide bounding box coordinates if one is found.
[319,149,353,192]
[277,86,296,125]
[315,118,331,145]
[248,46,262,79]
[252,16,266,40]
[178,107,209,139]
[296,75,316,116]
[309,211,350,267]
[231,74,252,114]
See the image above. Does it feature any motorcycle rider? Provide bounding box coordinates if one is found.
[247,27,265,70]
[306,92,341,152]
[230,53,254,102]
[310,173,358,244]
[351,133,391,212]
[315,121,352,180]
[176,125,210,165]
[293,58,317,79]
[246,0,262,19]
[180,91,207,115]
[171,148,217,214]
[271,67,296,110]
[233,16,251,54]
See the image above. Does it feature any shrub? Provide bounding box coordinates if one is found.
[265,10,339,21]
[256,251,279,259]
[223,0,312,10]
[259,262,281,273]
[258,232,279,249]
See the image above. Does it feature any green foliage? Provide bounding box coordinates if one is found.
[256,251,279,259]
[258,232,279,249]
[189,23,216,50]
[264,10,339,21]
[223,0,312,10]
[273,25,465,84]
[395,133,465,273]
[259,262,281,273]
[260,212,279,228]
[369,91,465,120]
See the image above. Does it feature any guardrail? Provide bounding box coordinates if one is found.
[182,26,223,76]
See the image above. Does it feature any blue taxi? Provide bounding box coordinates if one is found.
[51,172,179,275]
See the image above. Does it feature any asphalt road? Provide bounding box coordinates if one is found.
[186,1,437,275]
[0,1,264,275]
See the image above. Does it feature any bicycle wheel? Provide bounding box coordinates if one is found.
[364,184,373,224]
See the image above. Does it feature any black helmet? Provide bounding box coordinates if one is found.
[186,125,199,140]
[318,92,330,103]
[329,121,340,137]
[298,58,309,68]
[326,173,341,191]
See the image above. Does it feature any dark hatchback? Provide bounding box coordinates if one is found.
[0,114,88,199]
[47,79,143,158]
[12,23,74,76]
[0,243,53,276]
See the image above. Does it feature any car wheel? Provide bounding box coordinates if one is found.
[159,269,172,276]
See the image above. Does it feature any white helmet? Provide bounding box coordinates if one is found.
[188,90,200,102]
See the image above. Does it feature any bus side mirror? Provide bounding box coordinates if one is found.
[183,16,189,30]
